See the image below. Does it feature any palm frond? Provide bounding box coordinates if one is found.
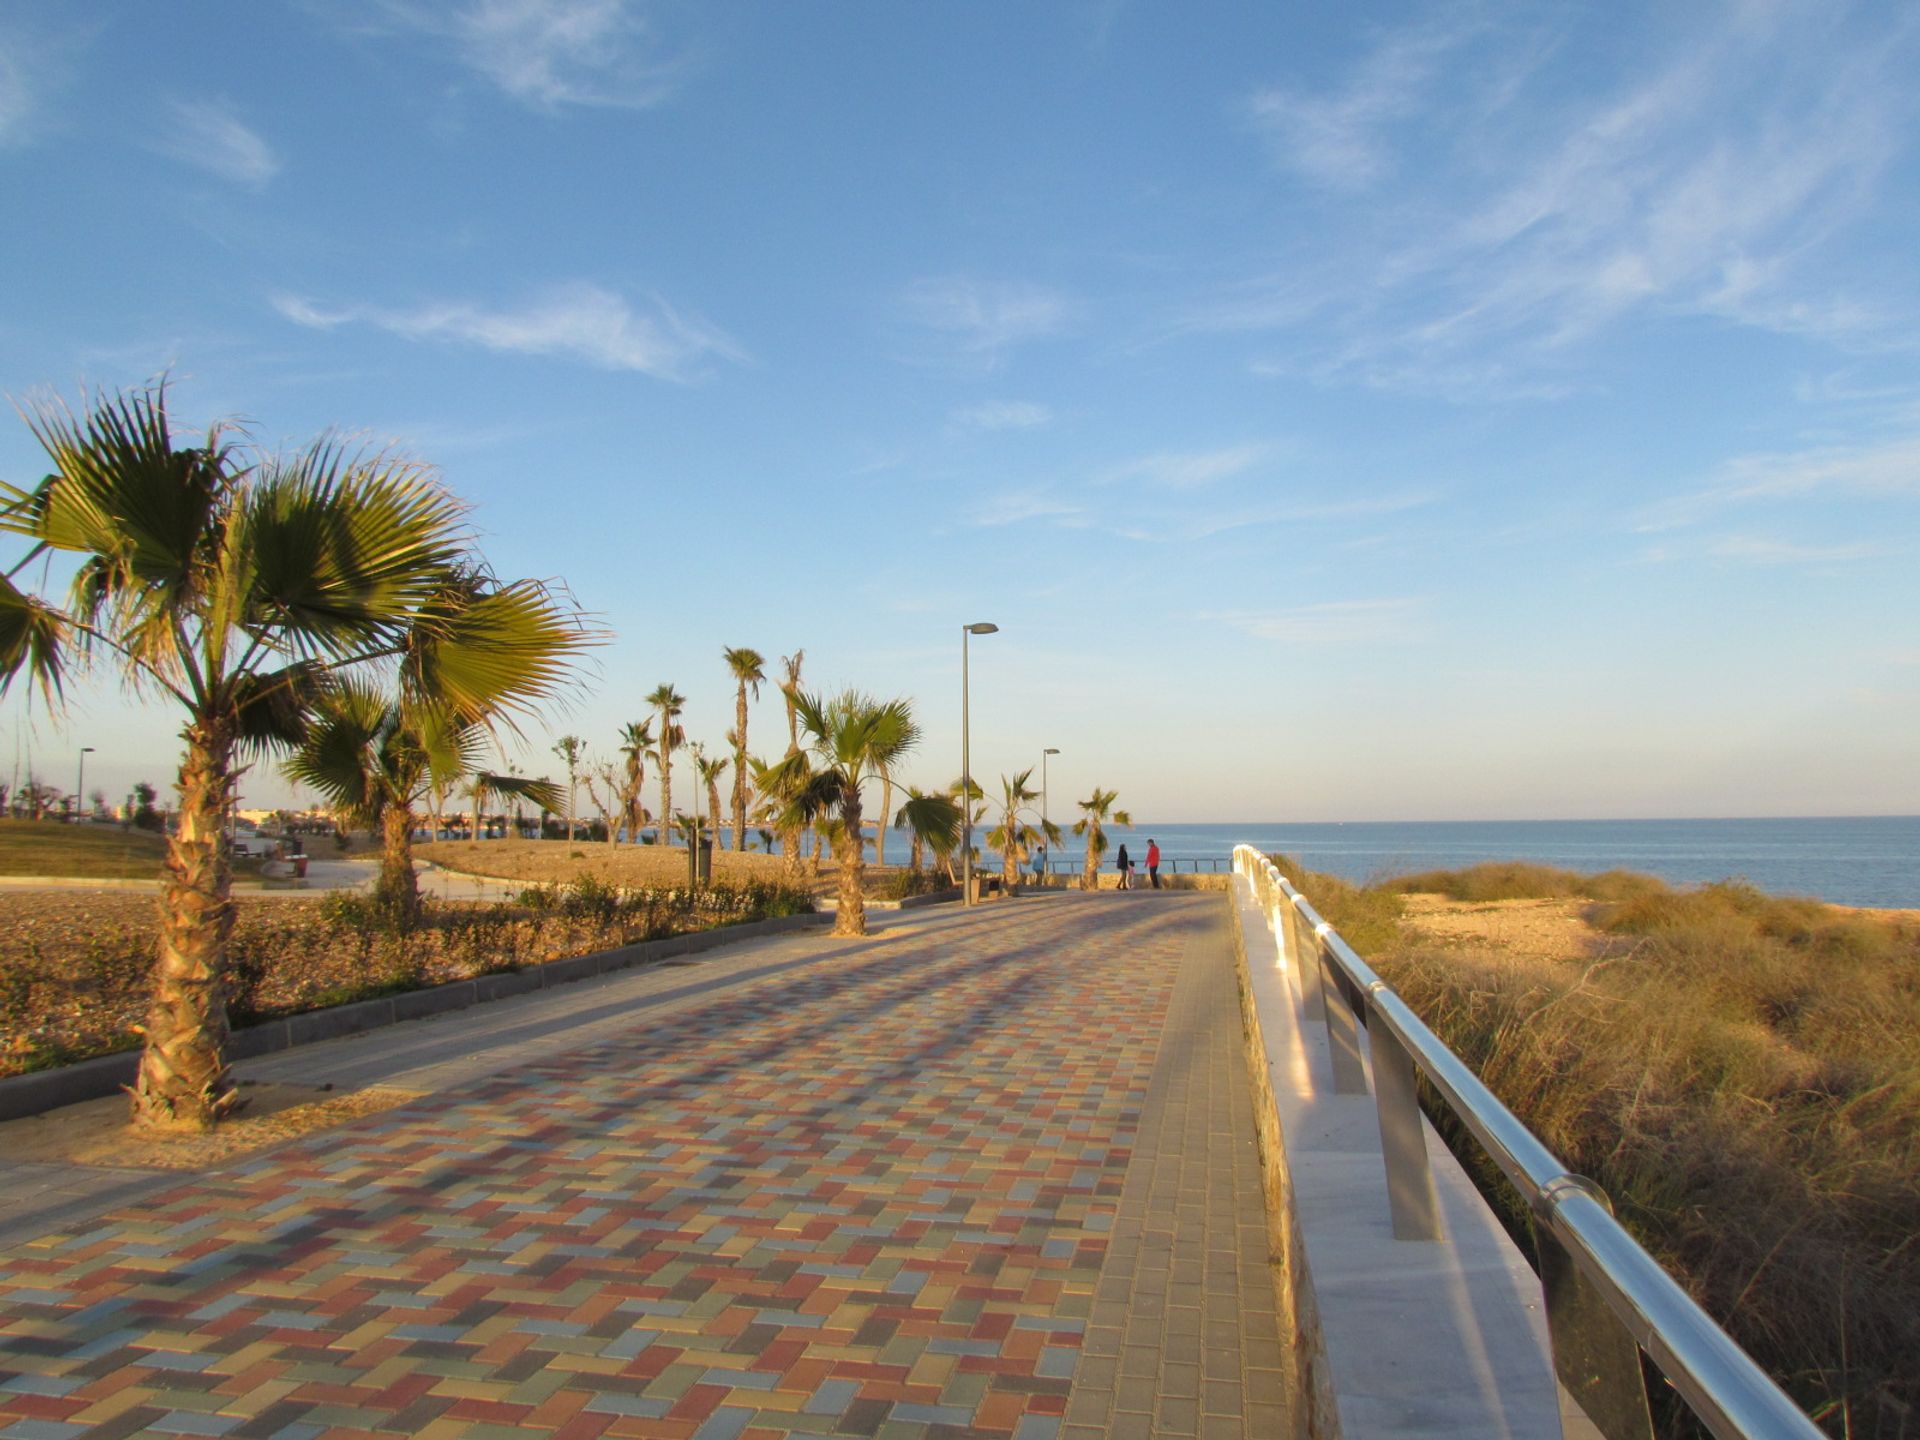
[241,438,470,654]
[0,574,69,704]
[402,573,595,724]
[476,771,564,815]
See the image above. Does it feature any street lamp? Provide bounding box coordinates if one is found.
[961,622,998,907]
[1041,748,1059,880]
[75,746,95,823]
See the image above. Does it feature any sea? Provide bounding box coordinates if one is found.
[1064,817,1920,910]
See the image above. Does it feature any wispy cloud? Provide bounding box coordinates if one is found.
[963,493,1084,528]
[150,100,280,185]
[1247,17,1473,190]
[0,10,87,148]
[1100,444,1265,490]
[273,283,745,379]
[366,0,688,110]
[1203,599,1425,647]
[950,400,1054,432]
[899,278,1073,368]
[1206,7,1920,397]
[1639,434,1920,530]
[1635,532,1894,568]
[1706,535,1890,566]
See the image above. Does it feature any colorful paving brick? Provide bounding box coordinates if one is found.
[0,901,1212,1438]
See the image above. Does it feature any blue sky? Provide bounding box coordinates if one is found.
[2,0,1917,822]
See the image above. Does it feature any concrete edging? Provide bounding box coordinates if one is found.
[0,909,831,1122]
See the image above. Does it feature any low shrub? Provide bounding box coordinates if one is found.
[1385,860,1669,904]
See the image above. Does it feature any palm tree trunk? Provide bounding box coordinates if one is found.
[835,788,866,936]
[377,803,420,917]
[659,759,673,848]
[132,720,238,1131]
[1084,829,1099,891]
[733,686,749,852]
[780,823,803,881]
[911,832,924,874]
[876,776,892,866]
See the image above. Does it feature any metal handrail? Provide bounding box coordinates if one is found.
[1231,844,1824,1440]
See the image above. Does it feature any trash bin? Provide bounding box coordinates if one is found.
[688,837,713,886]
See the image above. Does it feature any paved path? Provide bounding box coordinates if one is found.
[0,895,1285,1439]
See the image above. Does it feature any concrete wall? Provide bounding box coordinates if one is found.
[1227,874,1566,1440]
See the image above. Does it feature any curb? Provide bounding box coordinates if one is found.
[816,885,963,913]
[0,909,831,1122]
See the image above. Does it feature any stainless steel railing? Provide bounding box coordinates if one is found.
[1232,844,1825,1440]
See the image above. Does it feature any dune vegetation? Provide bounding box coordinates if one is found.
[1274,857,1920,1438]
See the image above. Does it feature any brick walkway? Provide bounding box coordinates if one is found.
[0,896,1285,1439]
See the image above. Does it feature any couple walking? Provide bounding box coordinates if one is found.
[1114,838,1162,890]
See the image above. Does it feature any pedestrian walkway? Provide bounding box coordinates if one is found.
[0,896,1286,1439]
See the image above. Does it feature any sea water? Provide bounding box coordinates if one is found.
[1080,817,1920,909]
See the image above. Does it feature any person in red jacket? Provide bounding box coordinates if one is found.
[1145,839,1161,889]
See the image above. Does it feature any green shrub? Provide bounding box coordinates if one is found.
[880,869,946,900]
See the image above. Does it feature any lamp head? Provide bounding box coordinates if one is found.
[965,622,999,635]
[1044,747,1059,755]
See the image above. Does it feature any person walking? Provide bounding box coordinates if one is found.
[1145,838,1161,889]
[1115,842,1132,890]
[1030,843,1047,887]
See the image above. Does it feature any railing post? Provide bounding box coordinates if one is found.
[1535,1178,1655,1440]
[1318,929,1370,1095]
[1364,998,1443,1240]
[1290,903,1329,1022]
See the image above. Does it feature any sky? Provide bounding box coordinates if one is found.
[1,0,1917,823]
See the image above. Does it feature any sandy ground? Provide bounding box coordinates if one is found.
[0,1081,420,1170]
[1398,893,1603,962]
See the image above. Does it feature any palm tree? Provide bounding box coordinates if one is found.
[723,646,764,850]
[618,719,653,842]
[751,751,812,882]
[1073,787,1132,892]
[869,707,921,869]
[779,650,804,754]
[645,682,686,845]
[949,774,988,879]
[775,649,805,863]
[987,767,1062,889]
[552,734,585,842]
[764,689,918,936]
[893,787,962,876]
[696,748,730,851]
[0,382,591,1129]
[288,681,562,916]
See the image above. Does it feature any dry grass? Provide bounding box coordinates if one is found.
[1300,860,1920,1437]
[0,820,169,879]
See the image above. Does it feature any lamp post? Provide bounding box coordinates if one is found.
[1041,747,1059,881]
[75,746,95,822]
[961,622,998,907]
